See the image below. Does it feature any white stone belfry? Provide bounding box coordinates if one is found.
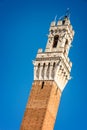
[33,15,74,92]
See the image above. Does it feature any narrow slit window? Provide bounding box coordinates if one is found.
[41,81,44,89]
[53,35,59,48]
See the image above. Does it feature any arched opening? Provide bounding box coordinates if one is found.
[65,39,68,45]
[36,63,40,79]
[53,35,59,48]
[64,39,68,53]
[62,20,65,25]
[53,62,56,67]
[42,63,45,79]
[46,63,50,79]
[52,62,56,78]
[43,63,45,68]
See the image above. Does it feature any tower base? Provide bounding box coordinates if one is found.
[20,80,61,130]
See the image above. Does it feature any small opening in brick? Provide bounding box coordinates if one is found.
[55,87,58,95]
[41,81,44,89]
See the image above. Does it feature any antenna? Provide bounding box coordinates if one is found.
[59,8,70,20]
[54,15,57,22]
[65,8,70,18]
[59,15,64,20]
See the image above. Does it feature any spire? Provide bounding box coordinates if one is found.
[59,8,70,20]
[65,8,70,19]
[54,15,57,22]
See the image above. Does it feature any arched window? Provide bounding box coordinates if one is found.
[42,63,45,79]
[53,62,56,70]
[65,39,68,45]
[52,62,56,78]
[36,63,40,79]
[62,20,65,25]
[46,63,50,79]
[64,39,68,53]
[53,35,59,48]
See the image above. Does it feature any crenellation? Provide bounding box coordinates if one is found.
[38,48,43,53]
[50,21,56,27]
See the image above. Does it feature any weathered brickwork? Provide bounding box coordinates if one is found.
[20,81,61,130]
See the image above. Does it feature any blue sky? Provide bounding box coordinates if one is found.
[0,0,87,130]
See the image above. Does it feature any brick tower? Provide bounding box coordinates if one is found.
[20,13,74,130]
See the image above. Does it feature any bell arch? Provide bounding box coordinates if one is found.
[53,35,59,48]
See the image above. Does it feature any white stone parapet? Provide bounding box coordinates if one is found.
[33,50,72,92]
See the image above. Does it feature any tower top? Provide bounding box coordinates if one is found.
[45,12,74,55]
[33,13,75,92]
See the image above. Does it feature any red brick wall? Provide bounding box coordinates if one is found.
[20,81,61,130]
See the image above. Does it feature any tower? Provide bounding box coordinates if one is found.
[20,13,74,130]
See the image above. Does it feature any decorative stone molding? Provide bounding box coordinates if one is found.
[33,17,74,92]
